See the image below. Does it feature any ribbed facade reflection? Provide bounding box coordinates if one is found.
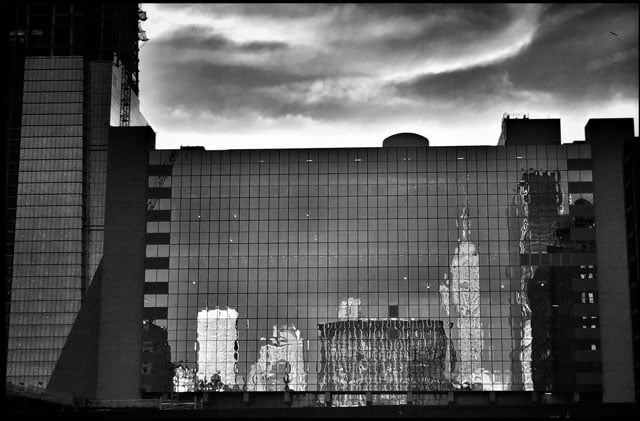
[319,319,450,406]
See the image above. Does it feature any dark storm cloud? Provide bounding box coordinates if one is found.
[239,40,290,53]
[349,3,514,38]
[182,62,310,88]
[143,57,351,120]
[153,24,290,53]
[158,3,337,19]
[504,3,638,101]
[395,3,638,105]
[395,64,512,105]
[315,3,522,61]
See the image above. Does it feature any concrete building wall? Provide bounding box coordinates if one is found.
[587,118,636,402]
[97,126,155,399]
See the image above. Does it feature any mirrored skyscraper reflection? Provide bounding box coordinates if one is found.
[441,203,483,389]
[136,142,602,398]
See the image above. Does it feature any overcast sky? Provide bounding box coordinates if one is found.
[138,3,638,150]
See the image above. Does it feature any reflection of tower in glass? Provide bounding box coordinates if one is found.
[248,324,306,391]
[196,308,239,387]
[446,204,482,389]
[140,321,174,393]
[513,170,563,391]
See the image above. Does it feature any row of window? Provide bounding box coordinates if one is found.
[12,253,82,265]
[147,221,559,234]
[149,316,599,332]
[6,349,64,362]
[165,164,573,177]
[18,184,83,195]
[23,80,83,92]
[9,300,80,313]
[17,159,83,172]
[18,148,82,161]
[22,102,83,114]
[145,292,596,308]
[14,206,82,218]
[15,217,81,229]
[155,204,567,216]
[150,222,555,233]
[150,222,551,233]
[163,192,589,204]
[24,56,83,70]
[160,239,577,252]
[8,324,74,338]
[8,284,80,302]
[145,267,595,283]
[157,170,592,185]
[20,126,83,137]
[145,244,538,258]
[14,230,82,241]
[7,365,56,377]
[144,253,591,270]
[19,136,83,149]
[162,197,567,209]
[19,171,82,184]
[23,91,83,104]
[149,145,591,165]
[148,242,561,255]
[148,218,533,230]
[12,265,82,277]
[153,198,550,208]
[22,114,83,126]
[16,196,82,206]
[13,240,82,253]
[23,68,83,81]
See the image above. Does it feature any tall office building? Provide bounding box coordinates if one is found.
[4,3,638,413]
[4,2,151,398]
[137,131,612,402]
[623,136,640,403]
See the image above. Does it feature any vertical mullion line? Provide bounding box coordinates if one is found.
[80,53,89,298]
[49,4,55,55]
[388,152,392,317]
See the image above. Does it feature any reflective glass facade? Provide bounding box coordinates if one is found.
[7,56,85,389]
[5,55,148,392]
[142,144,601,402]
[5,2,151,396]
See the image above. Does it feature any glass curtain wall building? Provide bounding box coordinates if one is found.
[5,2,148,395]
[141,141,601,404]
[4,2,637,409]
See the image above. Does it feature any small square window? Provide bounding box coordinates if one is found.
[389,305,399,318]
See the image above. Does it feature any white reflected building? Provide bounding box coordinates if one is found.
[248,324,306,391]
[196,307,239,387]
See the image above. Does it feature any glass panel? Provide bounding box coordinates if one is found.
[140,145,600,403]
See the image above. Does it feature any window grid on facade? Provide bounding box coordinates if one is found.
[140,144,600,398]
